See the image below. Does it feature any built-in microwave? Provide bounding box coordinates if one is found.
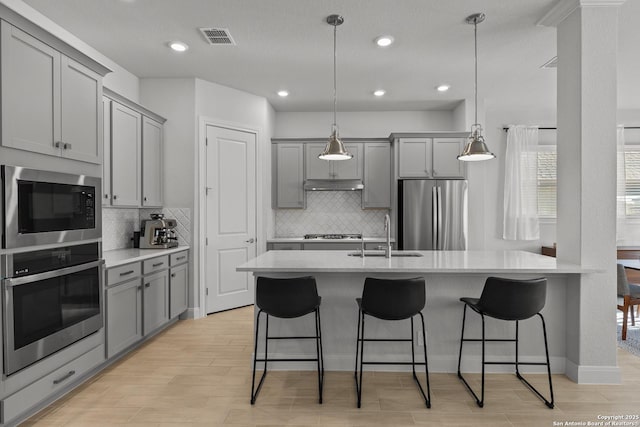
[1,165,102,249]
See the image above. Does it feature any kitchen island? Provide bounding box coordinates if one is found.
[237,250,593,379]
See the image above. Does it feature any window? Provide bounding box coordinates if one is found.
[624,149,640,216]
[537,148,556,219]
[536,144,640,219]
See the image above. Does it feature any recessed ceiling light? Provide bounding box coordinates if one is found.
[436,84,450,92]
[169,41,189,52]
[373,90,386,97]
[374,36,394,47]
[277,90,289,97]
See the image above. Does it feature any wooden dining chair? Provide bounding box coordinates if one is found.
[617,263,640,340]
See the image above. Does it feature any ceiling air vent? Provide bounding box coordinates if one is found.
[199,28,236,45]
[541,56,557,69]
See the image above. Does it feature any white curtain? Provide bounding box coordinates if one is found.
[617,125,626,240]
[503,125,540,240]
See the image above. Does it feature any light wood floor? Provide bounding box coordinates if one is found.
[24,306,640,426]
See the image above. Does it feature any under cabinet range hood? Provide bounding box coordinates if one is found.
[303,179,364,191]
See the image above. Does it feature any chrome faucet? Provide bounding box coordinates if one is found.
[384,214,392,258]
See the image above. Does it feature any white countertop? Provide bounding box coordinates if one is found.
[104,246,189,268]
[268,237,395,243]
[237,250,592,274]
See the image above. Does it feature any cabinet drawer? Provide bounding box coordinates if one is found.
[1,345,104,424]
[143,255,169,274]
[268,243,303,250]
[170,251,189,266]
[107,262,141,286]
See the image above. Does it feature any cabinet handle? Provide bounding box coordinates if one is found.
[104,194,109,199]
[119,270,135,277]
[53,370,76,385]
[113,195,117,200]
[176,256,186,261]
[137,285,142,291]
[54,141,62,148]
[145,283,150,288]
[63,142,72,150]
[144,197,147,202]
[152,262,164,267]
[171,273,176,278]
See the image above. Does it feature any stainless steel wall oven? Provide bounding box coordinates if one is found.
[2,243,103,375]
[2,165,101,249]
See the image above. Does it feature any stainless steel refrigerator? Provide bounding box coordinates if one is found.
[398,179,468,250]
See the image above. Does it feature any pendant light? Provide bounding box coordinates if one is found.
[319,14,352,161]
[458,13,495,162]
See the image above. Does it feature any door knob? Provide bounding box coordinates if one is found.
[245,238,255,243]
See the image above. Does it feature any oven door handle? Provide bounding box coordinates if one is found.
[3,259,105,288]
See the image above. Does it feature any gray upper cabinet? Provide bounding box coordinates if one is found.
[398,138,433,178]
[363,142,391,208]
[104,90,165,208]
[142,117,164,207]
[111,101,142,207]
[305,142,362,180]
[432,138,465,178]
[0,21,101,164]
[273,143,305,209]
[60,56,101,163]
[102,97,112,205]
[398,137,465,179]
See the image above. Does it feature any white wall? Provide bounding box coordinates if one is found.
[274,110,457,138]
[140,79,196,208]
[0,0,139,100]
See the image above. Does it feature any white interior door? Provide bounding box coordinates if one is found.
[205,125,256,313]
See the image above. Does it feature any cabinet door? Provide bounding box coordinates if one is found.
[398,138,432,178]
[275,144,305,208]
[268,243,303,250]
[111,102,142,207]
[305,143,332,179]
[60,56,102,164]
[102,97,112,205]
[143,270,169,335]
[432,138,466,178]
[170,263,188,318]
[142,117,164,207]
[332,143,363,179]
[363,143,391,208]
[1,21,61,156]
[106,278,143,358]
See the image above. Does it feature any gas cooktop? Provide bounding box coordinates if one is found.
[304,234,363,240]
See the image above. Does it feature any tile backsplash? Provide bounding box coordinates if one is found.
[103,207,191,251]
[275,192,389,237]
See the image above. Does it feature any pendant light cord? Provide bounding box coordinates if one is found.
[333,21,338,130]
[474,18,478,127]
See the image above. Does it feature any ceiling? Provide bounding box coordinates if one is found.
[21,0,640,112]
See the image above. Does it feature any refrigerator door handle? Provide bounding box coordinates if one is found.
[432,186,438,249]
[436,186,443,250]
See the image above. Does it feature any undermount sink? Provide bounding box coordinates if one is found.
[348,251,424,258]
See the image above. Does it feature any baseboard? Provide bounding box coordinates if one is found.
[183,307,201,319]
[565,359,621,384]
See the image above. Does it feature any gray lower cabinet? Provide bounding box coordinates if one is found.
[267,242,303,250]
[106,277,143,358]
[170,263,189,318]
[142,270,169,335]
[105,253,179,358]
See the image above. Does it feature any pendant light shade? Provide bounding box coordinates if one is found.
[319,14,352,161]
[458,13,495,162]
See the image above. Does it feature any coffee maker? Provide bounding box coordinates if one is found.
[139,214,179,249]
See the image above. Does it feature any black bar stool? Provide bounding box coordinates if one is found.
[251,276,324,404]
[354,277,431,408]
[457,277,554,408]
